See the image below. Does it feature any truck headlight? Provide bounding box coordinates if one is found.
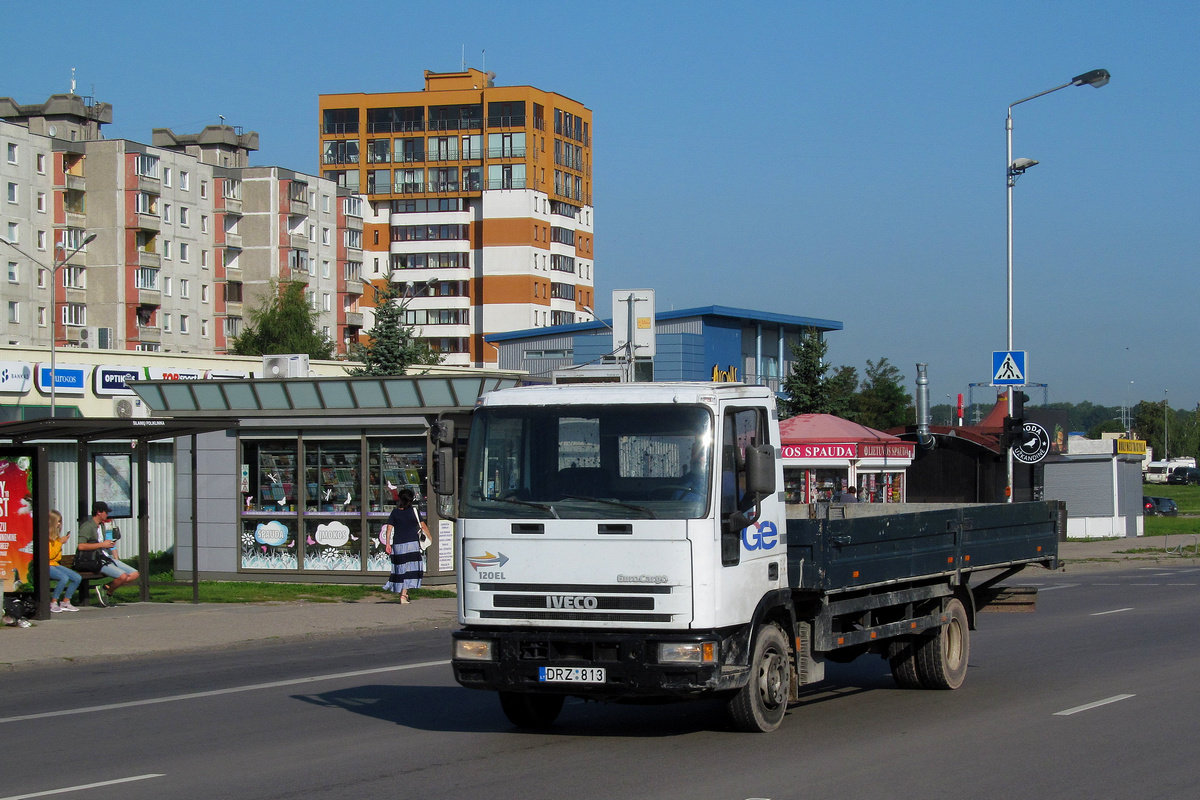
[454,639,496,661]
[658,641,717,664]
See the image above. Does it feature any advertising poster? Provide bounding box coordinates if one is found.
[0,454,35,593]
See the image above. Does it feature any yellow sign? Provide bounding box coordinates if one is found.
[1116,439,1147,455]
[636,317,652,329]
[712,365,739,382]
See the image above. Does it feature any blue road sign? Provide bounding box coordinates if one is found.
[992,351,1026,386]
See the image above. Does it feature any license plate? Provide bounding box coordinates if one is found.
[539,666,605,683]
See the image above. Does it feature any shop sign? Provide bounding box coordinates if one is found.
[860,442,915,459]
[711,364,739,382]
[0,361,33,394]
[0,452,34,592]
[94,365,143,396]
[1116,439,1147,455]
[206,370,249,379]
[145,367,205,381]
[782,443,857,459]
[34,363,88,395]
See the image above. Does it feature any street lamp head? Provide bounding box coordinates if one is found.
[82,233,97,245]
[1072,69,1111,88]
[1010,157,1039,173]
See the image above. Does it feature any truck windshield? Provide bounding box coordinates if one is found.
[462,404,713,520]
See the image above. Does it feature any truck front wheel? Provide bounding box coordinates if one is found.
[728,623,791,732]
[915,598,969,689]
[498,692,565,729]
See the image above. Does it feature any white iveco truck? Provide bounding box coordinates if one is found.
[442,382,1059,732]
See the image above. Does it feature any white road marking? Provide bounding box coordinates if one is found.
[1130,583,1160,586]
[1032,583,1078,592]
[0,660,451,725]
[1054,694,1135,716]
[1168,583,1198,586]
[1090,608,1134,616]
[1,774,165,799]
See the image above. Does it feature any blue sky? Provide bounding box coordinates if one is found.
[6,1,1196,408]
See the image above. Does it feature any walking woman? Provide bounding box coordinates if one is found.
[382,488,424,603]
[48,510,82,612]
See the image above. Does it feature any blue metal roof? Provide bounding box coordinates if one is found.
[485,305,843,343]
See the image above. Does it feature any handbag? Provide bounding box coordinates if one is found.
[414,508,432,551]
[72,546,109,573]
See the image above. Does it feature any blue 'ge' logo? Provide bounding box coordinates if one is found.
[742,520,778,551]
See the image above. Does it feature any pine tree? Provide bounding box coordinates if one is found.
[231,280,335,359]
[347,280,443,376]
[780,328,853,417]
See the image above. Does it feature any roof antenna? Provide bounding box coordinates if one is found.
[70,67,76,94]
[482,49,485,72]
[461,44,465,71]
[219,114,226,126]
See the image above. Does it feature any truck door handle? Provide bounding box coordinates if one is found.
[831,535,851,546]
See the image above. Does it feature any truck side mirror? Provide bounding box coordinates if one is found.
[434,445,456,497]
[744,444,776,498]
[432,418,455,445]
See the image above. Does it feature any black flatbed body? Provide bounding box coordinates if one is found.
[786,500,1061,595]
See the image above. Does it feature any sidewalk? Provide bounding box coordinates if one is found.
[1,538,1190,672]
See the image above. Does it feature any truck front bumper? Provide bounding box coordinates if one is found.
[452,627,750,699]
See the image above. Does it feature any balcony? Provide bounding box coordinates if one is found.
[64,174,86,191]
[136,325,161,343]
[134,174,161,193]
[289,198,309,216]
[136,212,161,231]
[366,121,423,134]
[487,115,526,129]
[345,280,364,296]
[290,233,309,251]
[487,146,527,159]
[138,250,161,268]
[486,178,528,190]
[223,232,242,250]
[221,197,242,214]
[138,288,161,306]
[344,215,363,232]
[224,301,243,317]
[344,311,364,327]
[322,122,360,135]
[322,153,360,165]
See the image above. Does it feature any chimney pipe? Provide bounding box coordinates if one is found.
[915,363,935,449]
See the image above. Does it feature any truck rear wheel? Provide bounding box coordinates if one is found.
[498,692,565,729]
[887,638,923,689]
[915,598,969,689]
[728,623,791,732]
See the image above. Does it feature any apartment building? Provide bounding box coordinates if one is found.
[1,94,363,359]
[319,69,594,367]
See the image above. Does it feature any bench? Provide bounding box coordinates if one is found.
[58,554,110,607]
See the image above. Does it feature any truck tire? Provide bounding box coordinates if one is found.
[887,638,923,689]
[728,623,791,732]
[498,692,565,729]
[914,598,969,689]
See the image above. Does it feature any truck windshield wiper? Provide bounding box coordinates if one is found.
[561,495,657,519]
[482,495,560,518]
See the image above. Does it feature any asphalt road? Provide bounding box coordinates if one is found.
[4,565,1199,800]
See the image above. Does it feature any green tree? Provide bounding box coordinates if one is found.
[853,358,913,430]
[1087,419,1126,438]
[231,280,335,359]
[780,328,850,417]
[347,280,443,376]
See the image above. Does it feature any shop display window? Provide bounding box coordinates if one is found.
[304,518,363,570]
[367,440,426,513]
[245,442,298,513]
[240,518,298,570]
[305,442,362,514]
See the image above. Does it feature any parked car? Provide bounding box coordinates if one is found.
[1168,467,1200,485]
[1144,496,1179,516]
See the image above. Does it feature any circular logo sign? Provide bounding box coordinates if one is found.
[1013,421,1051,464]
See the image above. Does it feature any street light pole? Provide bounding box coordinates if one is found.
[0,232,95,418]
[1003,68,1110,502]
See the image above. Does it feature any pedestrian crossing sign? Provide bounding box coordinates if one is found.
[992,351,1026,386]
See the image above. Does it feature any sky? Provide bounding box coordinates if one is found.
[5,1,1197,408]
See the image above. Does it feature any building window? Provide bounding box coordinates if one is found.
[321,227,330,246]
[6,262,17,283]
[163,276,172,296]
[62,302,86,327]
[180,279,190,298]
[550,254,575,273]
[180,171,190,191]
[550,282,575,300]
[162,313,172,333]
[5,222,16,244]
[201,284,210,303]
[180,315,190,334]
[200,214,208,233]
[163,203,172,223]
[179,206,189,226]
[136,192,158,215]
[322,293,331,312]
[163,167,172,186]
[62,266,85,289]
[135,343,161,352]
[179,242,189,262]
[201,249,208,268]
[200,180,208,199]
[6,143,17,164]
[224,317,242,338]
[6,182,16,203]
[322,260,330,278]
[163,240,171,259]
[36,153,46,173]
[136,154,160,179]
[223,178,241,200]
[37,230,47,250]
[343,196,363,217]
[38,268,47,288]
[134,267,159,290]
[201,319,209,338]
[6,301,18,323]
[345,229,363,249]
[225,281,243,303]
[37,306,46,326]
